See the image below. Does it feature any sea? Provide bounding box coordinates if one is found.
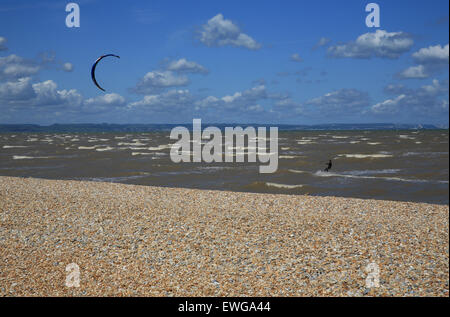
[0,124,448,205]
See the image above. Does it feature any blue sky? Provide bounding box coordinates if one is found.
[0,0,448,125]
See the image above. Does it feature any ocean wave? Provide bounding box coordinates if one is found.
[78,146,98,150]
[148,144,172,151]
[3,145,28,148]
[131,152,153,156]
[118,142,147,146]
[128,147,148,150]
[265,182,304,189]
[87,174,150,183]
[339,154,393,159]
[314,170,448,184]
[279,155,298,159]
[95,147,114,152]
[288,169,307,174]
[13,155,52,160]
[398,135,416,140]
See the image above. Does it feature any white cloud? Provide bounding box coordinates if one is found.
[370,79,449,116]
[305,89,370,115]
[398,65,428,79]
[31,80,82,108]
[328,30,413,59]
[398,43,449,79]
[0,78,82,110]
[0,77,35,101]
[195,85,269,113]
[412,44,449,64]
[128,89,193,112]
[83,93,126,114]
[313,37,331,50]
[165,58,208,74]
[133,70,189,94]
[62,62,74,72]
[0,54,40,80]
[371,94,406,114]
[290,53,303,62]
[198,14,261,50]
[274,98,304,114]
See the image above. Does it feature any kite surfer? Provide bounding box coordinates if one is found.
[324,159,332,172]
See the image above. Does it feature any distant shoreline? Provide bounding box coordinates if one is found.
[0,123,448,133]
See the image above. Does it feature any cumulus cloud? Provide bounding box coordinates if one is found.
[398,43,449,79]
[273,98,304,114]
[0,54,40,80]
[31,80,82,108]
[327,30,414,59]
[83,93,126,114]
[0,36,7,51]
[195,85,270,113]
[412,43,449,64]
[128,89,193,113]
[305,89,370,115]
[398,65,428,79]
[165,58,208,74]
[133,70,189,94]
[0,77,35,101]
[198,14,261,50]
[0,78,82,110]
[313,37,331,50]
[290,53,303,62]
[62,62,74,72]
[371,94,407,114]
[370,79,449,116]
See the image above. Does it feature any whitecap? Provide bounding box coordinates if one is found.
[148,144,172,151]
[95,147,114,152]
[131,152,152,156]
[13,155,51,160]
[78,146,98,150]
[118,142,146,146]
[313,170,448,184]
[3,145,28,148]
[265,182,303,189]
[288,169,307,174]
[339,154,393,159]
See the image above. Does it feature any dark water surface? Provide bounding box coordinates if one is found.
[0,130,448,204]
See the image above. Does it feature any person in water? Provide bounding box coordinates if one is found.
[324,159,332,172]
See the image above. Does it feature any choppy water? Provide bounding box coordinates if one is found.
[0,130,448,204]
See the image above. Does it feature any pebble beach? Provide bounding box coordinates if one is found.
[0,176,448,297]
